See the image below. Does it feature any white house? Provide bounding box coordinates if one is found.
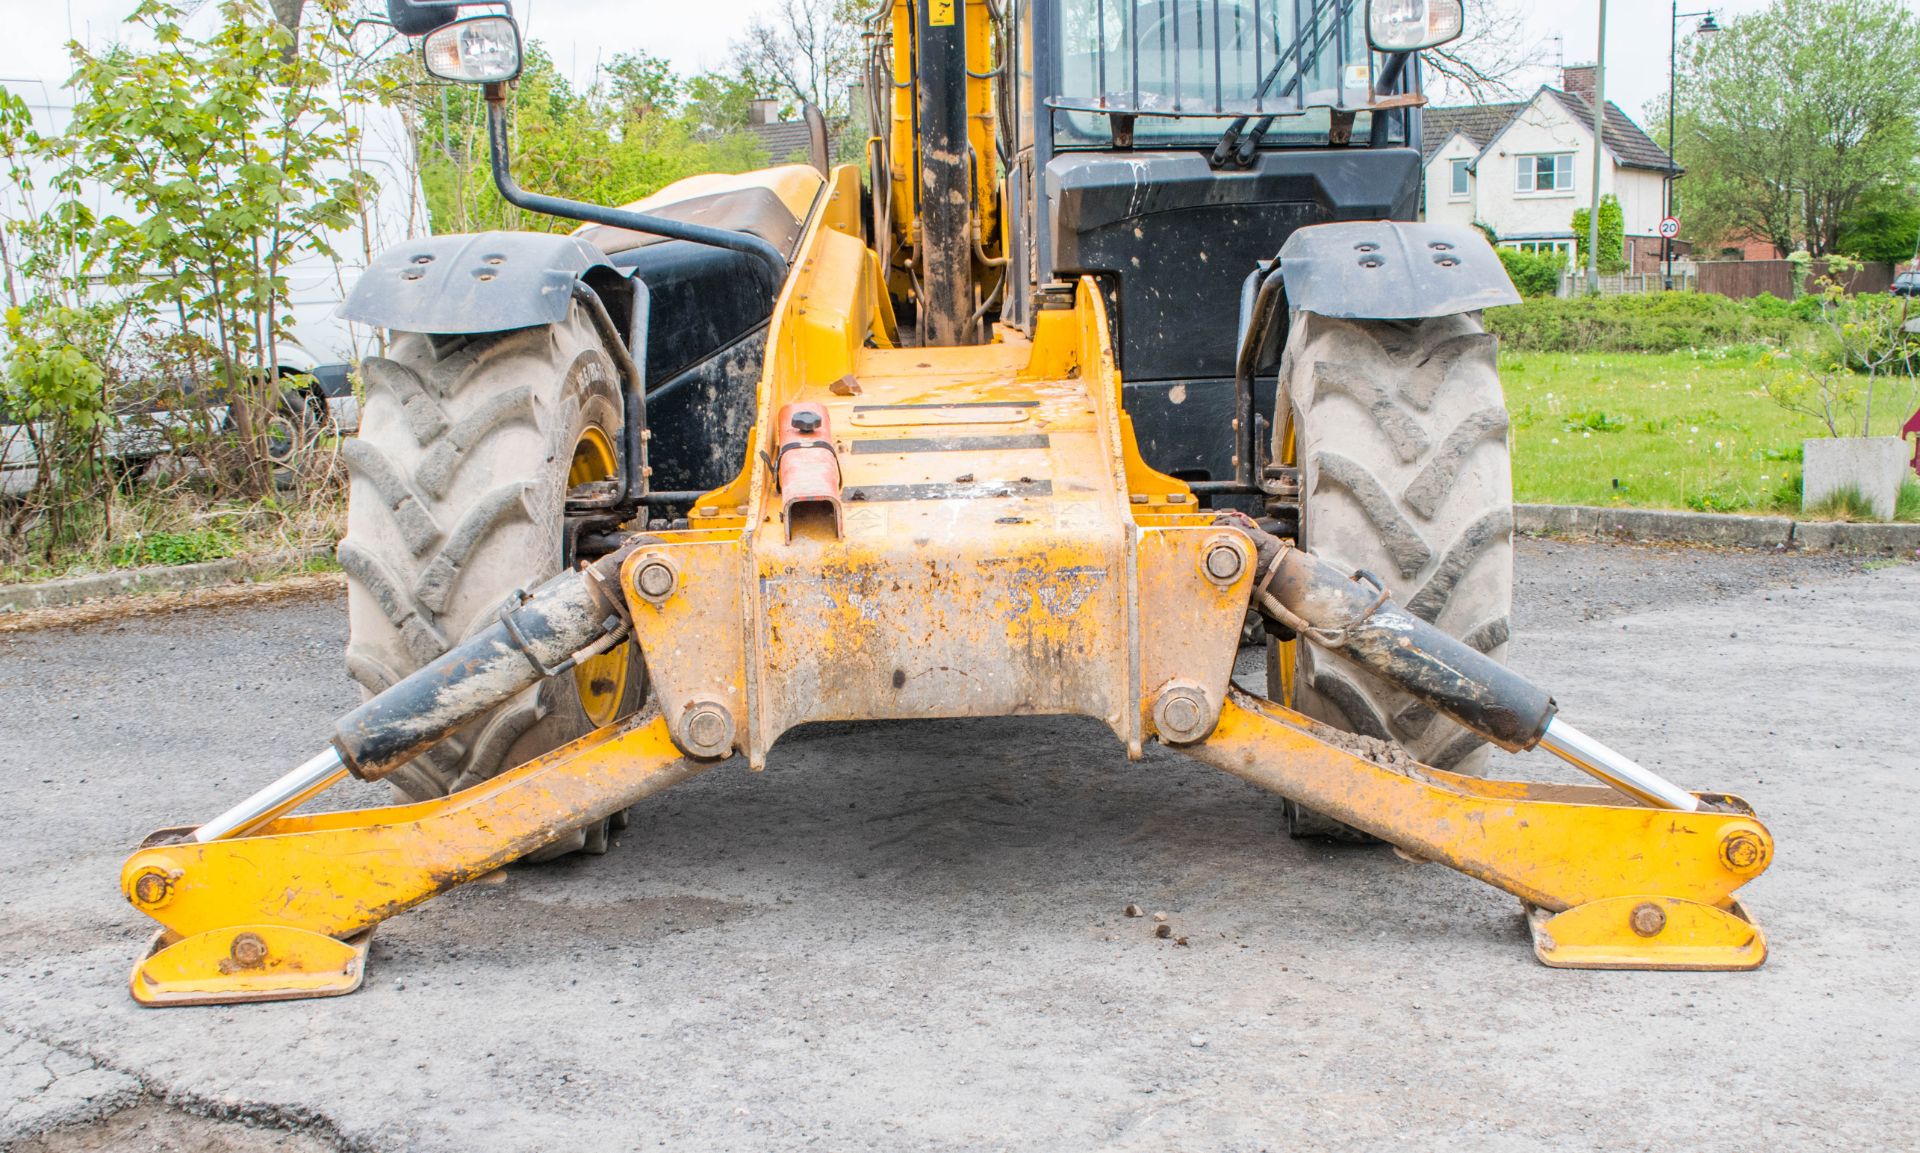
[1422,67,1678,273]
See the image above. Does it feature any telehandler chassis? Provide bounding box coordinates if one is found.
[120,171,1769,1005]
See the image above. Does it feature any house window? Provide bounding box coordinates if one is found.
[1516,153,1574,193]
[1503,239,1575,261]
[1449,158,1470,199]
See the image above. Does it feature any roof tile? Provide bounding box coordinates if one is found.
[1542,88,1676,172]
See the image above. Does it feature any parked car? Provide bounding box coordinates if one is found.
[1892,271,1920,297]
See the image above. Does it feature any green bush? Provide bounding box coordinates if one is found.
[1497,247,1565,298]
[1897,480,1920,523]
[1803,485,1886,523]
[1484,292,1811,353]
[107,528,241,568]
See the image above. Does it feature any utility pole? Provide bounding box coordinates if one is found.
[1666,8,1719,290]
[1665,0,1678,290]
[1585,0,1608,296]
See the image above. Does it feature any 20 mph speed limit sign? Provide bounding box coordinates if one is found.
[1659,217,1681,238]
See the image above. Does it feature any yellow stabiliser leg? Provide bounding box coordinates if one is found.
[1183,690,1770,971]
[122,717,704,1006]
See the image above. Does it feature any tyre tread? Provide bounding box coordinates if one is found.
[340,309,634,805]
[1281,312,1515,775]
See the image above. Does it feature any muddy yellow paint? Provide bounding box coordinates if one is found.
[1528,896,1766,971]
[122,717,704,945]
[878,0,1000,278]
[654,180,1244,763]
[1184,689,1770,968]
[131,924,371,1006]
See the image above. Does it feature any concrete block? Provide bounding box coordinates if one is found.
[1802,436,1910,520]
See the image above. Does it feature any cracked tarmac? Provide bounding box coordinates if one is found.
[0,539,1914,1151]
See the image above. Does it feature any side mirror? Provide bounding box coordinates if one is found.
[386,0,465,37]
[1367,0,1466,52]
[422,16,523,85]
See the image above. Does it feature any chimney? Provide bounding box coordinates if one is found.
[1561,64,1597,107]
[749,98,779,126]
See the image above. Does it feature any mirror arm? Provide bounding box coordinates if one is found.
[482,87,789,283]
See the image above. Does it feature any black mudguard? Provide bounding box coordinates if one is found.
[1277,221,1520,320]
[338,231,625,335]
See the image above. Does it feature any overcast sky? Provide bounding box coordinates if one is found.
[1,0,1913,122]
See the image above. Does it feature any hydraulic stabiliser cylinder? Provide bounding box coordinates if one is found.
[191,549,634,842]
[193,748,349,843]
[1229,513,1699,812]
[1259,543,1557,754]
[330,556,629,782]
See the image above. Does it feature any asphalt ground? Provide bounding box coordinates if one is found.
[0,539,1914,1152]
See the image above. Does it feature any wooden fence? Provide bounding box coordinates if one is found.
[1556,271,1697,298]
[1695,260,1895,300]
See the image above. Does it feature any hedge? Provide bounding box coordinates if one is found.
[1483,292,1813,353]
[1496,247,1565,298]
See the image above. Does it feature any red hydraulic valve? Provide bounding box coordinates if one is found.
[775,401,843,541]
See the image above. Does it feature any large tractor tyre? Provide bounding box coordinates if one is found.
[1268,311,1514,833]
[338,306,648,857]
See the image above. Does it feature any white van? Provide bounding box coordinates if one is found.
[0,68,426,488]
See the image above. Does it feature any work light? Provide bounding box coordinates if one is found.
[422,16,523,84]
[1367,0,1466,52]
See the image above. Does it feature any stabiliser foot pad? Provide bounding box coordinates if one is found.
[130,924,374,1007]
[1526,896,1766,971]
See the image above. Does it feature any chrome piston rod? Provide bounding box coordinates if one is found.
[193,747,349,842]
[1537,718,1699,812]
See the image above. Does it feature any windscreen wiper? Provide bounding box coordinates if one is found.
[1208,0,1350,169]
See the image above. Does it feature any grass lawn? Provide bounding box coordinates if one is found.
[1500,348,1920,516]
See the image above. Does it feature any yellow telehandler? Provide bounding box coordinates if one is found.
[118,0,1769,1005]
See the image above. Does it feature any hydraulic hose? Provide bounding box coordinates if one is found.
[482,87,787,284]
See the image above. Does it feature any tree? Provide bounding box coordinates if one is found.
[1675,0,1920,256]
[1837,184,1920,264]
[0,85,115,558]
[401,43,769,236]
[1766,266,1919,438]
[682,70,760,138]
[1422,0,1544,104]
[63,0,369,493]
[605,52,679,124]
[729,0,864,122]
